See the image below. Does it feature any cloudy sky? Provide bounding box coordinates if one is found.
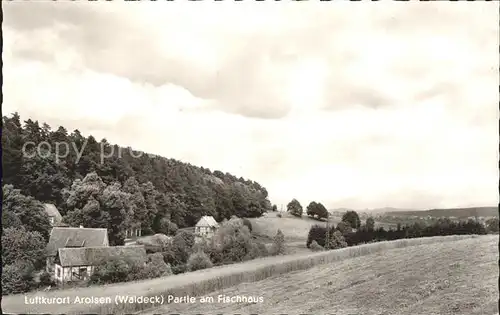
[3,2,499,210]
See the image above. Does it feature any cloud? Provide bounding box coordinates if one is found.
[3,1,498,209]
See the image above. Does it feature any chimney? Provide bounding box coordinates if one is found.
[79,225,84,228]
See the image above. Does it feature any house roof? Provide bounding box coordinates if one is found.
[57,245,147,267]
[44,204,62,221]
[46,227,108,256]
[195,216,218,228]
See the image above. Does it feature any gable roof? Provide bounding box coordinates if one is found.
[46,227,109,256]
[44,204,62,221]
[195,216,218,228]
[57,245,147,267]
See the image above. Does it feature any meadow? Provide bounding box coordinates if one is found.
[249,211,397,242]
[2,234,485,314]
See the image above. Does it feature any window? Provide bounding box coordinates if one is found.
[79,268,87,278]
[56,267,61,278]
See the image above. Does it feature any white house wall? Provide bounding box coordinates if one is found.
[54,264,93,283]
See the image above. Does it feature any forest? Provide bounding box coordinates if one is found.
[2,112,272,245]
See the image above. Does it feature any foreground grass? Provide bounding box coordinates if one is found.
[2,234,483,314]
[142,234,498,315]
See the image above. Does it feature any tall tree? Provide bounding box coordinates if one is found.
[287,199,303,217]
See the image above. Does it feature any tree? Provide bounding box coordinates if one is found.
[2,184,52,241]
[336,221,353,235]
[270,229,286,255]
[242,218,253,232]
[486,218,499,233]
[306,201,328,220]
[63,172,132,245]
[187,250,213,271]
[272,204,278,212]
[365,217,375,231]
[287,199,303,217]
[2,227,46,269]
[2,262,36,295]
[328,231,348,249]
[342,211,361,229]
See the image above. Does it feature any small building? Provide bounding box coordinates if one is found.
[44,204,63,226]
[195,216,218,240]
[54,245,147,283]
[46,227,109,273]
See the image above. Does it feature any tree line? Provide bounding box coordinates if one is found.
[2,113,273,236]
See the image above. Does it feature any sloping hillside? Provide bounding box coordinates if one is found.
[250,212,396,241]
[143,235,498,315]
[385,207,499,218]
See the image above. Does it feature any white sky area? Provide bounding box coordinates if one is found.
[3,2,499,210]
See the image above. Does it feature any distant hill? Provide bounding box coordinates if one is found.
[385,207,499,218]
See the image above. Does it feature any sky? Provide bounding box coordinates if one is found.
[3,2,499,210]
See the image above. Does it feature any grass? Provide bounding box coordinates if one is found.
[140,234,498,315]
[1,234,485,314]
[250,211,397,242]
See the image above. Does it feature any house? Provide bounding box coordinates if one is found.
[195,216,218,240]
[44,204,63,226]
[45,227,109,273]
[54,245,147,283]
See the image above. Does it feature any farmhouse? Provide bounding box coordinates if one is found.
[45,226,109,273]
[54,245,147,283]
[43,203,63,226]
[195,216,218,239]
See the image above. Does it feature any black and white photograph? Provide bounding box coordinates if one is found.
[1,1,499,314]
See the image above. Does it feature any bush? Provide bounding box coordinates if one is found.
[187,250,213,272]
[328,230,348,249]
[171,264,187,275]
[38,270,55,288]
[157,218,178,236]
[212,217,254,263]
[270,229,286,255]
[309,240,324,251]
[242,218,253,232]
[138,253,173,279]
[89,258,132,285]
[277,213,282,218]
[2,262,36,295]
[307,224,327,248]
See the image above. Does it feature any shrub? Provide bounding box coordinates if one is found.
[242,218,253,232]
[89,258,132,285]
[257,242,269,257]
[38,270,55,288]
[137,253,173,279]
[270,229,286,255]
[307,224,327,247]
[171,264,187,275]
[2,262,36,295]
[187,250,213,272]
[277,213,282,218]
[329,231,348,249]
[309,240,324,251]
[213,217,254,263]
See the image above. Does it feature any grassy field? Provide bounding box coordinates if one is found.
[250,211,397,242]
[2,235,484,314]
[141,234,498,315]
